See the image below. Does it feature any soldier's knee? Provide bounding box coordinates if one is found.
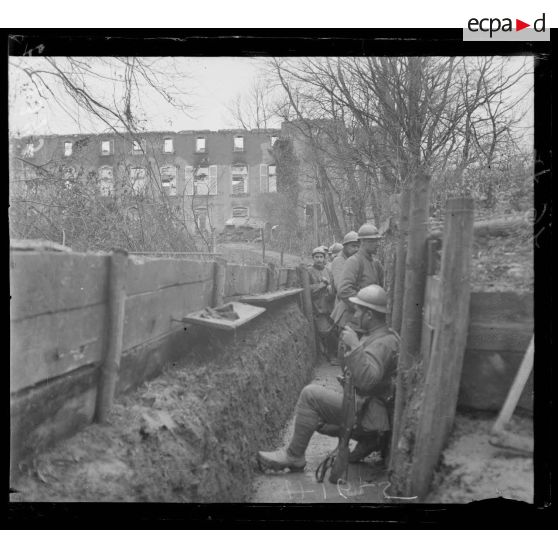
[299,384,326,407]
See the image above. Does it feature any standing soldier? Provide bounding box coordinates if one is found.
[331,223,384,330]
[307,246,336,363]
[329,231,359,297]
[327,242,343,266]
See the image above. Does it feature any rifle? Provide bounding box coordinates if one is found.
[328,342,357,484]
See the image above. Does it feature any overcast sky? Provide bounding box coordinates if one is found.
[9,57,275,136]
[9,56,533,143]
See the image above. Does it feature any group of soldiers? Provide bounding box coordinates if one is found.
[306,223,385,365]
[258,223,401,473]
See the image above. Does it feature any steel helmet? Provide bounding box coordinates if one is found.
[342,231,359,245]
[312,246,328,256]
[329,242,343,254]
[348,285,388,313]
[357,223,382,240]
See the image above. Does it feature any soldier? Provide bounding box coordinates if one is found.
[307,247,336,363]
[327,242,343,265]
[330,223,384,330]
[329,231,359,297]
[257,285,400,471]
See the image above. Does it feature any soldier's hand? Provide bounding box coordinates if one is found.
[340,326,359,350]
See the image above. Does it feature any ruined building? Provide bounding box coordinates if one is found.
[10,129,282,240]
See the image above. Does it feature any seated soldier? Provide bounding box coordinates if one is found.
[258,285,400,471]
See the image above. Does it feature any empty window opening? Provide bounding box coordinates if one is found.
[194,166,209,195]
[100,140,112,156]
[161,166,177,196]
[268,164,277,193]
[132,139,145,154]
[196,137,206,152]
[163,138,174,153]
[194,207,209,231]
[231,165,248,195]
[99,166,114,196]
[233,136,244,152]
[129,167,147,194]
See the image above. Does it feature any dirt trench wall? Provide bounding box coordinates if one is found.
[11,301,314,502]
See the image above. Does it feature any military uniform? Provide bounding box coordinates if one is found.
[329,251,348,297]
[286,324,399,457]
[307,264,336,359]
[330,248,384,328]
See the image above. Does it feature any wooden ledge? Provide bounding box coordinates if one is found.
[182,301,266,331]
[239,288,303,305]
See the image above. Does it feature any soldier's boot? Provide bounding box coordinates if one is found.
[257,448,306,472]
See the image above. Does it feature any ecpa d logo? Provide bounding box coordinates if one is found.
[463,13,549,41]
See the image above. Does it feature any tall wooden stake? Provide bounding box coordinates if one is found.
[391,187,411,334]
[298,264,316,360]
[409,197,474,499]
[389,171,430,470]
[95,248,128,423]
[267,262,278,292]
[213,257,227,307]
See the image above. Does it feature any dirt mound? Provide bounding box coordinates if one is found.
[426,412,533,503]
[10,301,314,502]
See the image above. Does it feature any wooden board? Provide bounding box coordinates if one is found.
[277,268,290,288]
[239,288,303,304]
[126,257,213,296]
[469,291,533,323]
[11,304,107,393]
[123,279,214,351]
[10,252,110,321]
[466,322,533,352]
[225,264,268,297]
[182,302,266,331]
[10,364,99,478]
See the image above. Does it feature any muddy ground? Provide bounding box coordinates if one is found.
[427,412,533,503]
[10,301,314,502]
[251,361,389,504]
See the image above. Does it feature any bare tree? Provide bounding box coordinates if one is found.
[8,56,209,252]
[226,76,279,130]
[267,56,531,228]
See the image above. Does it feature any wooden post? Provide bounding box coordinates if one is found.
[280,250,284,267]
[408,197,474,499]
[389,171,430,469]
[391,186,411,334]
[266,262,278,292]
[298,263,316,359]
[286,268,298,288]
[95,248,128,423]
[261,228,266,263]
[213,257,227,307]
[492,335,534,434]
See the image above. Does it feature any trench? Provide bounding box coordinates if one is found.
[10,293,533,504]
[11,301,315,502]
